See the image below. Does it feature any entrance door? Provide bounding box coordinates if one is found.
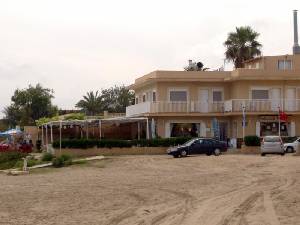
[199,89,209,112]
[219,122,228,141]
[285,88,296,111]
[270,88,281,111]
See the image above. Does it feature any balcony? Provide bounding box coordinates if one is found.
[225,99,300,113]
[126,101,224,116]
[126,99,300,117]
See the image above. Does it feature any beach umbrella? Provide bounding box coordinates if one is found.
[0,129,23,136]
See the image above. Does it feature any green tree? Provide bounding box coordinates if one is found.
[75,91,102,116]
[3,84,58,126]
[76,86,135,114]
[224,26,262,68]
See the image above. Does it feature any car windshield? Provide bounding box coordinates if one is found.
[264,136,281,142]
[182,139,197,146]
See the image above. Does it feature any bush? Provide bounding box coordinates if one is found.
[0,151,27,170]
[52,157,65,168]
[52,154,72,168]
[244,135,261,146]
[14,159,38,168]
[41,152,54,162]
[52,137,193,149]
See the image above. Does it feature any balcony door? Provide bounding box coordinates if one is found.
[285,88,296,111]
[199,89,209,112]
[270,88,281,111]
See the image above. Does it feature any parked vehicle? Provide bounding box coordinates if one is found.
[261,136,284,156]
[167,138,227,158]
[283,137,300,153]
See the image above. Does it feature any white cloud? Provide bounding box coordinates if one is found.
[0,0,299,116]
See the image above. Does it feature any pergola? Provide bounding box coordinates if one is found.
[39,117,151,152]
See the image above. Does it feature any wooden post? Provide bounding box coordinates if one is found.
[146,118,149,140]
[86,120,89,139]
[99,120,102,140]
[41,126,44,147]
[137,122,140,140]
[45,125,48,146]
[59,121,62,155]
[50,124,53,143]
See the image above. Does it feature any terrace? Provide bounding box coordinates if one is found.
[126,99,300,116]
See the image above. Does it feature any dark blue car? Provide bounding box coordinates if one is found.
[167,138,228,158]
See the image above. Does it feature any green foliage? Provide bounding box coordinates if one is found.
[64,113,85,120]
[75,85,135,114]
[244,135,261,146]
[224,26,262,68]
[52,154,72,168]
[14,159,38,168]
[36,115,59,126]
[3,84,58,126]
[52,137,192,149]
[0,151,27,170]
[41,152,54,162]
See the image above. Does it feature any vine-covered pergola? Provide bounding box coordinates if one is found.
[38,117,152,151]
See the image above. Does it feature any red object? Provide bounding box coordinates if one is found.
[0,144,10,152]
[18,143,33,153]
[279,110,288,122]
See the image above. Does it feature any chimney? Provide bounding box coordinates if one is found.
[293,10,300,54]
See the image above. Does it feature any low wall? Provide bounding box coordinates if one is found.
[240,145,260,154]
[53,147,168,157]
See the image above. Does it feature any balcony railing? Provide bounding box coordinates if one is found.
[126,99,300,117]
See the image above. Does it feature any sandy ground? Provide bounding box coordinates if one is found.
[0,154,300,225]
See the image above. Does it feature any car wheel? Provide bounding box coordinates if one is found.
[261,153,265,156]
[180,150,188,157]
[214,148,221,156]
[173,154,179,158]
[286,147,293,153]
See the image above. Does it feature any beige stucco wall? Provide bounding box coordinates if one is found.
[24,126,38,147]
[156,82,231,102]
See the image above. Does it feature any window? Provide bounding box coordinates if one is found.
[152,91,156,102]
[169,91,187,101]
[278,60,292,70]
[135,98,139,104]
[252,90,269,99]
[213,91,222,102]
[142,94,146,102]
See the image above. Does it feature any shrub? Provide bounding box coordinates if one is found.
[41,152,54,162]
[244,135,261,146]
[0,151,27,170]
[52,157,65,168]
[14,159,38,168]
[52,154,72,168]
[52,137,193,149]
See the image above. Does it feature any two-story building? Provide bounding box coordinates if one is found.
[126,54,300,142]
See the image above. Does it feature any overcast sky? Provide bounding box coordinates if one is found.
[0,0,299,116]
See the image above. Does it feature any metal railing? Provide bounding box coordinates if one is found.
[126,99,300,116]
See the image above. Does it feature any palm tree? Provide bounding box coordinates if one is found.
[224,26,262,68]
[75,91,102,116]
